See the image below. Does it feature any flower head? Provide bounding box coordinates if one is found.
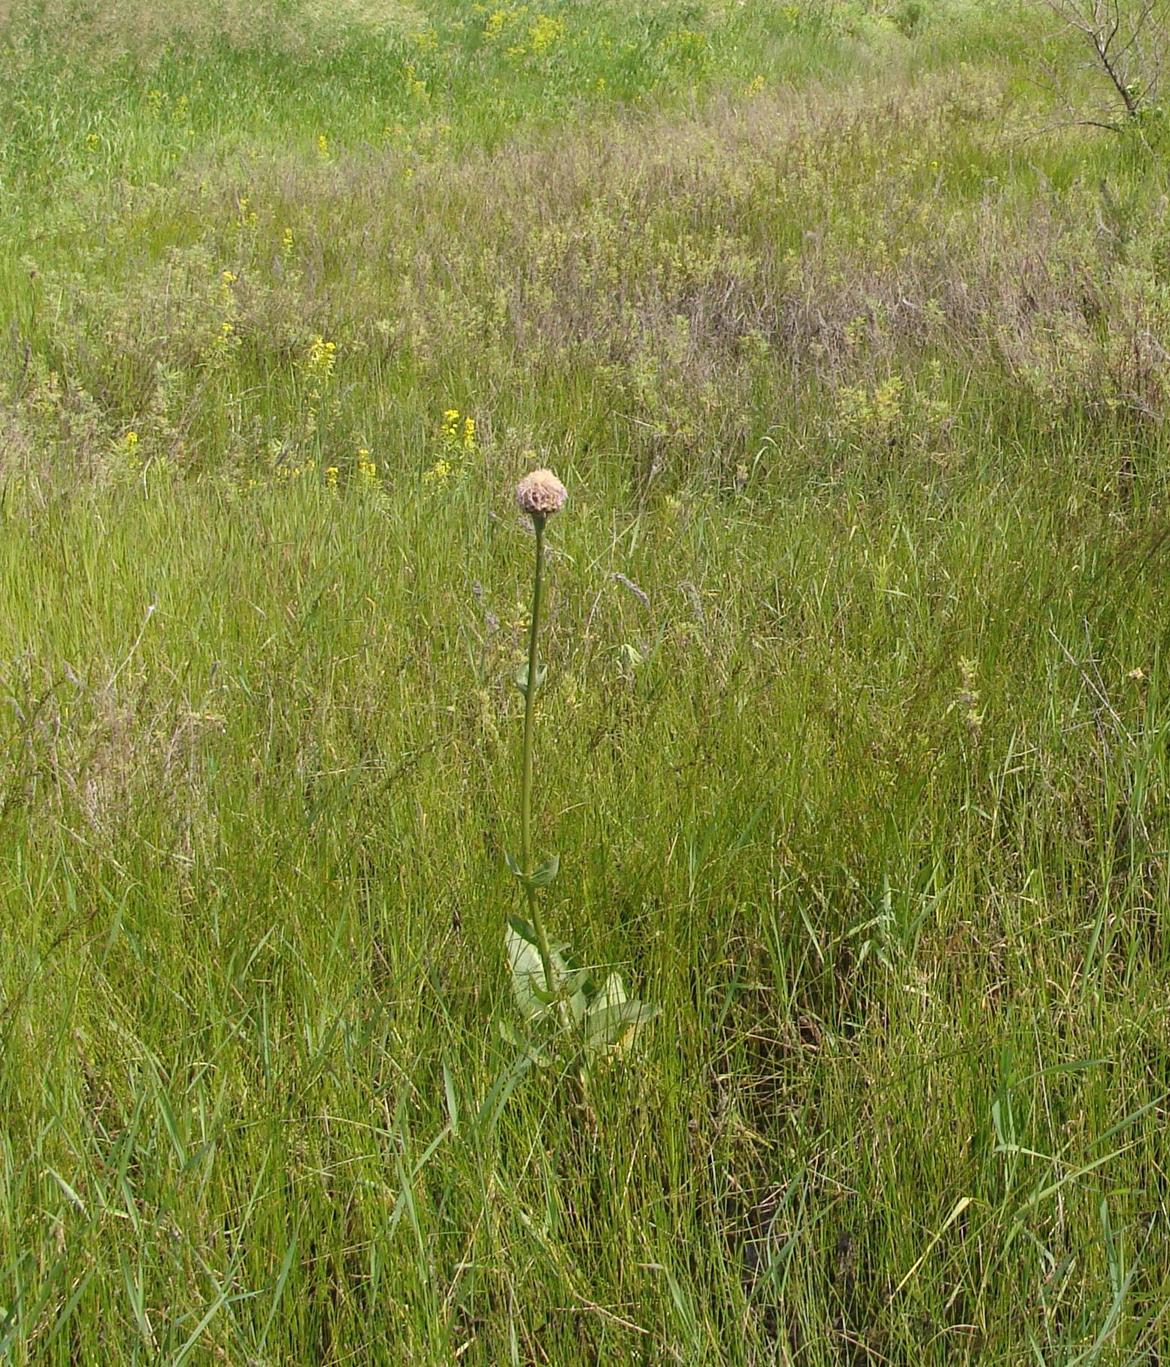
[515,468,567,521]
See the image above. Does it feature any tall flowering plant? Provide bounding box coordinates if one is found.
[504,470,657,1065]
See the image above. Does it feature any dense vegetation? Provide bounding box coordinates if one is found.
[1,0,1168,1360]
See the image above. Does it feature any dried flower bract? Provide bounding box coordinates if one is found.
[516,468,567,519]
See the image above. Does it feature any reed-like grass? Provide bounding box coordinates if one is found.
[1,0,1168,1361]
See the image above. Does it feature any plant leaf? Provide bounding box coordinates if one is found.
[593,972,627,1011]
[503,852,560,891]
[514,663,547,696]
[530,853,559,888]
[505,916,567,1020]
[567,969,593,1025]
[585,977,659,1055]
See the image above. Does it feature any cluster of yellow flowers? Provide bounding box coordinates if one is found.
[837,375,905,434]
[481,5,564,57]
[106,429,147,484]
[118,430,141,467]
[483,6,516,38]
[442,407,476,452]
[207,268,241,368]
[300,335,338,437]
[268,446,378,493]
[403,64,429,100]
[356,448,378,485]
[424,407,477,483]
[274,456,318,481]
[328,448,380,492]
[303,335,337,382]
[527,14,564,54]
[953,658,983,742]
[144,88,191,118]
[424,457,454,484]
[836,363,953,449]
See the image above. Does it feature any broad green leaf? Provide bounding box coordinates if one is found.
[585,978,659,1054]
[594,972,627,1011]
[505,916,567,1020]
[503,851,560,891]
[554,960,592,1023]
[514,662,547,696]
[505,923,546,1020]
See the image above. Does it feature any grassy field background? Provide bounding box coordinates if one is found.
[1,0,1169,1360]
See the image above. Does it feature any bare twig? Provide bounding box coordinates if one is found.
[1039,0,1167,130]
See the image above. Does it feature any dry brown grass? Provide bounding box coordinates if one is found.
[239,66,1164,420]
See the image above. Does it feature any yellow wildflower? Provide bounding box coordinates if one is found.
[357,449,378,485]
[528,14,564,53]
[303,336,337,382]
[424,458,452,484]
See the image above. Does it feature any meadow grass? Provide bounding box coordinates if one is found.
[1,0,1169,1361]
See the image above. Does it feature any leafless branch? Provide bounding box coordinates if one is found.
[1040,0,1168,129]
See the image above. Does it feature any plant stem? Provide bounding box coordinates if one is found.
[520,515,558,1000]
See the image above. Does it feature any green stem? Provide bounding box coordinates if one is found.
[520,516,558,1000]
[519,512,594,1115]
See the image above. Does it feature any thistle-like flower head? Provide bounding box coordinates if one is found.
[515,468,567,521]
